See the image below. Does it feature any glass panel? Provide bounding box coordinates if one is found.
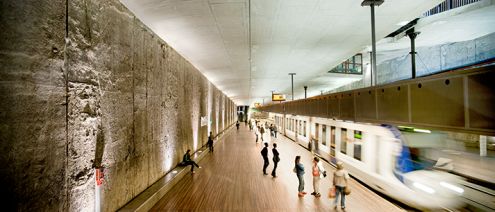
[315,123,320,141]
[304,121,307,137]
[331,126,336,156]
[328,54,363,75]
[322,125,327,146]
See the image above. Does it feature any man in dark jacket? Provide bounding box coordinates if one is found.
[271,143,280,177]
[261,143,269,175]
[207,131,214,153]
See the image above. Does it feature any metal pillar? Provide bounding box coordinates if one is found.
[304,86,308,99]
[370,5,377,86]
[289,73,296,100]
[369,51,373,86]
[362,0,383,86]
[407,29,420,79]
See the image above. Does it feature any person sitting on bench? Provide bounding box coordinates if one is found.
[182,149,201,173]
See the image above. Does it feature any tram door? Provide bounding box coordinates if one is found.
[330,126,336,160]
[315,123,319,151]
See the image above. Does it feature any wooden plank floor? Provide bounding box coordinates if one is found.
[151,125,404,211]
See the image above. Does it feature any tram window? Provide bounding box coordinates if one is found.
[354,130,362,140]
[341,128,347,154]
[299,121,303,135]
[354,143,362,161]
[322,125,327,146]
[354,130,362,160]
[315,123,320,141]
[304,121,307,137]
[331,126,336,148]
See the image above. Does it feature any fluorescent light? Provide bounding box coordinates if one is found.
[172,170,178,174]
[413,182,435,194]
[413,129,431,133]
[440,182,464,194]
[397,21,409,26]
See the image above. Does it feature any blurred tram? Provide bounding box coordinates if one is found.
[271,113,494,210]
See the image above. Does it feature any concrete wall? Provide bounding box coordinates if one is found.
[376,32,495,85]
[329,32,495,94]
[0,0,236,211]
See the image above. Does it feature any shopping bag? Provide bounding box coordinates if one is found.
[328,187,336,198]
[344,186,351,195]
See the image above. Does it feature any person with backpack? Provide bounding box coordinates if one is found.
[311,157,325,197]
[294,156,306,197]
[333,161,350,210]
[259,125,265,142]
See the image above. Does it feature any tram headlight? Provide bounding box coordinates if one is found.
[413,182,435,194]
[440,182,464,194]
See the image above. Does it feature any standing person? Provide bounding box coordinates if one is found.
[271,143,280,177]
[182,149,201,174]
[270,124,275,137]
[273,124,278,138]
[236,121,240,130]
[207,132,214,153]
[259,125,265,142]
[249,120,253,131]
[333,161,350,210]
[311,157,325,197]
[245,119,248,126]
[261,143,269,175]
[294,156,306,197]
[255,125,259,143]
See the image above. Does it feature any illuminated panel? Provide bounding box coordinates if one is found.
[272,94,286,101]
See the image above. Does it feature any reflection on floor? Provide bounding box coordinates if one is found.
[151,125,402,211]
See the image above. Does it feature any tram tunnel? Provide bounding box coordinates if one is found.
[1,0,494,211]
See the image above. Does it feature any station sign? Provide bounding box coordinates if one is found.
[272,94,286,101]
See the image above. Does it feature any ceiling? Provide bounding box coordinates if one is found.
[121,0,443,105]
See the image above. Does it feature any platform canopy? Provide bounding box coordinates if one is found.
[121,0,443,105]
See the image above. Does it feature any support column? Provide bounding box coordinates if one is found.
[362,0,383,86]
[407,29,420,79]
[289,73,296,100]
[304,86,308,99]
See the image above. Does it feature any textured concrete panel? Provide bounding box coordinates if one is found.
[475,32,495,62]
[441,40,476,70]
[0,0,67,211]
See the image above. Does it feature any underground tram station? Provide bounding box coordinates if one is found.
[1,0,494,211]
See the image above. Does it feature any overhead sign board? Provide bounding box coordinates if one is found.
[272,94,286,101]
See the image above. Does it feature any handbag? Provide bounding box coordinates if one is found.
[328,187,336,198]
[344,186,351,195]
